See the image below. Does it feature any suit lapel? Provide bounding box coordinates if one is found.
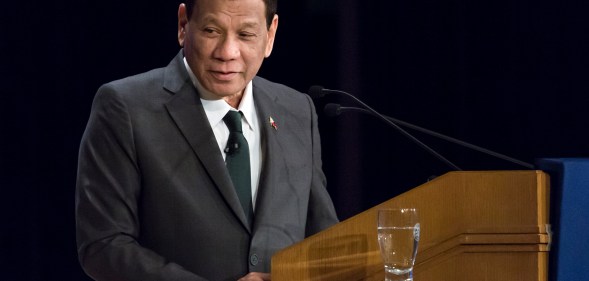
[251,79,288,229]
[162,52,252,232]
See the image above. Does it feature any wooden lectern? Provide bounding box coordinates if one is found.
[272,171,550,281]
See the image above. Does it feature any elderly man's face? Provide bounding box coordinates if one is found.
[178,0,278,101]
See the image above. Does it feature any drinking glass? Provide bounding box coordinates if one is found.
[377,208,420,281]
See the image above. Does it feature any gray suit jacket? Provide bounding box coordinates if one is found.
[75,50,338,281]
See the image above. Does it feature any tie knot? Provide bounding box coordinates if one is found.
[224,110,243,133]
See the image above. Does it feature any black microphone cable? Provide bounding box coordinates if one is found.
[325,103,534,169]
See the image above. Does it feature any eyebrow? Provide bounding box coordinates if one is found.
[240,21,261,29]
[200,15,261,29]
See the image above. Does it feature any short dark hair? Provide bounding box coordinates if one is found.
[185,0,277,28]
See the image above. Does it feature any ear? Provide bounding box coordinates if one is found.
[264,14,279,58]
[178,4,188,47]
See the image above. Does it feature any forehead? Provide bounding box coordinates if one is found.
[193,0,266,22]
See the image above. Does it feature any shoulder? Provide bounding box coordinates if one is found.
[92,67,172,110]
[99,67,166,96]
[253,76,301,94]
[252,77,319,130]
[253,76,312,105]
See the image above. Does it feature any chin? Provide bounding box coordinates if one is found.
[210,84,245,97]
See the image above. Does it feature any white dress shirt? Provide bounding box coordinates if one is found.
[183,58,262,211]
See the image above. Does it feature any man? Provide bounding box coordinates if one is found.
[75,0,339,280]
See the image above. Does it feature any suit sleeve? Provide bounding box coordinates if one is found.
[75,85,208,281]
[303,94,340,236]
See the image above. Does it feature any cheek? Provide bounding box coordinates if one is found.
[244,41,268,61]
[241,51,264,73]
[188,41,214,63]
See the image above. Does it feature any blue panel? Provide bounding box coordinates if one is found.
[536,158,589,281]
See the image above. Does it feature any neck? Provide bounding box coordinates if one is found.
[224,93,243,109]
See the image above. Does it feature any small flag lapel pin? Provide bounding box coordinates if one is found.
[269,116,278,130]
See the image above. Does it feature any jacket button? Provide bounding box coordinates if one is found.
[250,254,259,266]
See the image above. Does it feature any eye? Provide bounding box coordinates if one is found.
[239,32,257,40]
[202,27,220,36]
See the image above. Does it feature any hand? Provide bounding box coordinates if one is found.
[237,272,270,281]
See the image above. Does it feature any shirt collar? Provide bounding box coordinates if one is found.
[183,57,256,132]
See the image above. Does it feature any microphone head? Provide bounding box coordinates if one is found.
[323,103,342,117]
[308,85,326,99]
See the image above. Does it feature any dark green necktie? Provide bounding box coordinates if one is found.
[223,110,254,226]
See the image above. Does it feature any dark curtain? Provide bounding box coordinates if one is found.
[1,0,587,279]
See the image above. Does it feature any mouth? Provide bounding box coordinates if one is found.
[210,70,239,81]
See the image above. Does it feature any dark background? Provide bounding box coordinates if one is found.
[2,0,587,279]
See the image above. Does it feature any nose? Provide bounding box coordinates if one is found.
[214,35,240,61]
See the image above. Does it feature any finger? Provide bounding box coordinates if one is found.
[238,272,271,281]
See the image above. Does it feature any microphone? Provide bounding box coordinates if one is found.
[310,86,462,171]
[323,103,344,117]
[325,103,534,169]
[308,85,327,99]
